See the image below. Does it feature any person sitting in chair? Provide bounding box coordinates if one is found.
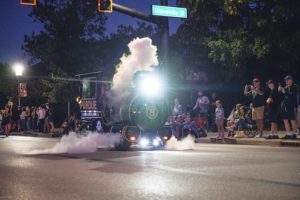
[226,106,248,138]
[183,115,199,138]
[226,104,242,136]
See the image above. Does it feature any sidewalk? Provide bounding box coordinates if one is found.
[0,128,61,138]
[196,130,300,147]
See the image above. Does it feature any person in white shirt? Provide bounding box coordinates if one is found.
[173,98,182,116]
[36,105,46,133]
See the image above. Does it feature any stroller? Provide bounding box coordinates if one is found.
[193,117,208,137]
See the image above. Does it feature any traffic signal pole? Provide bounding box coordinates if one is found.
[160,0,170,115]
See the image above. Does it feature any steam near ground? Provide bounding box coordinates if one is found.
[164,135,195,150]
[30,132,122,154]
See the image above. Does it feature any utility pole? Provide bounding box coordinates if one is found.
[160,0,170,115]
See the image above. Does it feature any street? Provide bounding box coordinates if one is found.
[0,136,299,200]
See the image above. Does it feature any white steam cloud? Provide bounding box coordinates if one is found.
[112,37,158,91]
[107,37,159,103]
[164,135,195,150]
[30,132,122,154]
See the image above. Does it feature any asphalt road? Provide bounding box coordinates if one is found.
[0,136,299,200]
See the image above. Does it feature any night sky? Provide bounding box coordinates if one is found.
[0,0,182,66]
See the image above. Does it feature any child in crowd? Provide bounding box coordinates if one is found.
[183,115,199,138]
[165,116,175,126]
[215,100,224,138]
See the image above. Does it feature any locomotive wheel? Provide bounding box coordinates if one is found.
[115,140,131,151]
[80,127,88,136]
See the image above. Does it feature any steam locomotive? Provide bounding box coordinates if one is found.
[75,70,172,150]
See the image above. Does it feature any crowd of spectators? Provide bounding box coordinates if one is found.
[0,102,55,137]
[168,75,300,140]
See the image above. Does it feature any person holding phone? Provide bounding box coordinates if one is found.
[278,76,298,139]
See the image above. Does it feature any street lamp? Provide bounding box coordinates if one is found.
[14,64,24,107]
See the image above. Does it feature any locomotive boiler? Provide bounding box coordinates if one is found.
[75,70,172,150]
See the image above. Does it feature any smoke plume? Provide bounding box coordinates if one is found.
[164,135,195,150]
[30,132,122,154]
[106,37,159,103]
[112,37,158,91]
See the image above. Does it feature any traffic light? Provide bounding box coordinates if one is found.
[98,0,112,12]
[20,0,36,5]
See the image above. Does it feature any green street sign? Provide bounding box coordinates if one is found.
[151,5,187,18]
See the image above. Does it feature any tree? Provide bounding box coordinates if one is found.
[22,0,108,103]
[174,0,300,85]
[0,62,48,108]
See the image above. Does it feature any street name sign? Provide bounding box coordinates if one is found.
[151,5,187,18]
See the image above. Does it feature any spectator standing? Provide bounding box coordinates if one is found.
[244,78,265,138]
[265,80,279,139]
[279,76,298,139]
[47,104,54,134]
[2,108,11,137]
[17,106,22,132]
[215,100,224,138]
[37,105,46,134]
[25,106,31,133]
[44,103,50,133]
[173,98,182,116]
[31,107,37,132]
[20,107,26,133]
[36,107,40,130]
[193,89,210,129]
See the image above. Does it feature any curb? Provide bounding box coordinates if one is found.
[195,137,300,147]
[0,132,60,138]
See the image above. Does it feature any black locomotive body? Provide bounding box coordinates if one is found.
[75,71,172,150]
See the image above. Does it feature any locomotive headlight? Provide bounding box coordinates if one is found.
[153,139,159,146]
[140,76,162,95]
[140,139,148,146]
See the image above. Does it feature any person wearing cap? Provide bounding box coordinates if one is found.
[193,89,210,129]
[265,80,278,139]
[244,78,265,138]
[278,75,298,139]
